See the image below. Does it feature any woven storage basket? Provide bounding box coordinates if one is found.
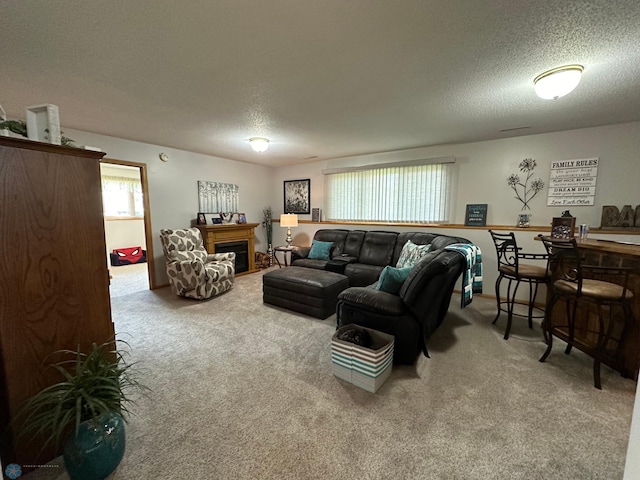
[331,325,394,393]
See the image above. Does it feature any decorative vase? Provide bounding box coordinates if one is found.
[63,412,126,480]
[517,213,531,228]
[267,244,274,267]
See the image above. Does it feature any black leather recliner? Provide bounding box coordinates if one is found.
[293,229,470,364]
[336,248,467,364]
[292,230,399,286]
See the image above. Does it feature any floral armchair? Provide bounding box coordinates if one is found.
[159,227,235,299]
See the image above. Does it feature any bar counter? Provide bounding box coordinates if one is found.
[545,237,640,380]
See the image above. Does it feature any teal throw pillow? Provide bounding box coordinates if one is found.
[375,265,413,294]
[308,240,333,260]
[396,240,431,268]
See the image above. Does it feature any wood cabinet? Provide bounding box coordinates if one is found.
[545,238,640,379]
[0,137,115,467]
[196,223,260,275]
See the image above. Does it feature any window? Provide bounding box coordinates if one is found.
[324,159,453,223]
[101,175,143,217]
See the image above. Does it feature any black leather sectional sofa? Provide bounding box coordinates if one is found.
[291,229,471,364]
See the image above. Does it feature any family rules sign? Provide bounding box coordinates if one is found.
[547,158,598,207]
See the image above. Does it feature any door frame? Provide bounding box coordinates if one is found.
[100,157,156,290]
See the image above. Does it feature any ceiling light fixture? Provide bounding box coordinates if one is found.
[249,137,270,152]
[534,65,584,100]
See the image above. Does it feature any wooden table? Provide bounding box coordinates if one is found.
[543,237,640,379]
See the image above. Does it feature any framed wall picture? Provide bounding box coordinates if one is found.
[196,212,207,225]
[237,213,247,224]
[464,204,487,226]
[284,179,311,214]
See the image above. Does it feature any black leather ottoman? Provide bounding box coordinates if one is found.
[263,267,349,319]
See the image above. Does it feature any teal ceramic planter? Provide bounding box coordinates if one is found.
[63,413,126,480]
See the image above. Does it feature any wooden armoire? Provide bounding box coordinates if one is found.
[0,136,115,467]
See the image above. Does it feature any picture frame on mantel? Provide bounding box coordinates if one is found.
[284,179,310,214]
[464,204,487,226]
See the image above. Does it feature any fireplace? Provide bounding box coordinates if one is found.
[196,223,259,276]
[215,240,249,274]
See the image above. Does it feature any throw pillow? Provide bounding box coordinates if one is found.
[375,265,413,294]
[308,240,333,260]
[396,240,431,268]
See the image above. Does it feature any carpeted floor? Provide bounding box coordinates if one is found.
[26,267,636,479]
[109,262,149,298]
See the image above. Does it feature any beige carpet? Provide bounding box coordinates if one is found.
[109,262,149,298]
[26,267,636,479]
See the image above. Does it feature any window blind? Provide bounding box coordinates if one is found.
[324,162,452,223]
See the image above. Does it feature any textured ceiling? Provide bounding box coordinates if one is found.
[2,1,640,166]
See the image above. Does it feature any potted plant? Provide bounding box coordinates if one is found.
[0,119,28,137]
[262,206,274,266]
[0,118,75,145]
[18,340,147,480]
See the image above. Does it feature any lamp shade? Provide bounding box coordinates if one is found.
[280,214,298,227]
[249,137,269,152]
[534,65,584,100]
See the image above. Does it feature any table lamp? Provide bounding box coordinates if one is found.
[280,214,298,246]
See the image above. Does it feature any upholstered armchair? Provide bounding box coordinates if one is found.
[159,227,235,299]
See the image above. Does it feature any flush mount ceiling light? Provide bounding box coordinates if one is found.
[249,137,270,152]
[534,65,584,100]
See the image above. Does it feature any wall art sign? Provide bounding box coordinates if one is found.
[198,181,239,214]
[547,158,598,207]
[601,205,640,229]
[284,179,310,214]
[464,204,487,226]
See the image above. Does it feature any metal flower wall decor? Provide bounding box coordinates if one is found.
[507,158,545,210]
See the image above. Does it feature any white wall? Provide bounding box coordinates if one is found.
[273,121,640,227]
[61,121,639,289]
[271,121,640,299]
[103,219,146,256]
[66,128,274,286]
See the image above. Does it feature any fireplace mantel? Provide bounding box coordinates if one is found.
[196,223,260,275]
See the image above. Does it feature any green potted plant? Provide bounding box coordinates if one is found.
[0,119,28,137]
[262,206,274,266]
[18,339,147,480]
[0,118,75,145]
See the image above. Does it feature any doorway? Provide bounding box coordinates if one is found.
[100,158,156,293]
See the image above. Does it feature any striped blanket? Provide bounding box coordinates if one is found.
[444,243,483,308]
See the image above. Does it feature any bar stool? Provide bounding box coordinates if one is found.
[538,235,635,389]
[489,230,549,339]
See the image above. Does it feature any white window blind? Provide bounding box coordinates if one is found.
[101,175,143,217]
[324,161,452,223]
